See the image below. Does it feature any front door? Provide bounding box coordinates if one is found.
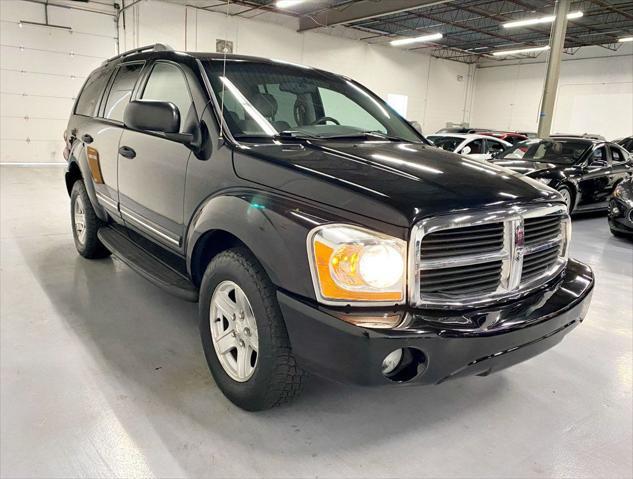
[576,145,612,209]
[117,61,197,251]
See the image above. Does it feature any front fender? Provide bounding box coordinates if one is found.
[186,190,340,300]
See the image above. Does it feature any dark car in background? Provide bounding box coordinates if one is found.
[608,175,633,237]
[616,136,633,153]
[492,137,632,214]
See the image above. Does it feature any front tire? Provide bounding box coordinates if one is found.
[557,186,574,214]
[70,180,111,259]
[199,247,305,411]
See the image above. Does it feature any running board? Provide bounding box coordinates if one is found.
[98,226,198,302]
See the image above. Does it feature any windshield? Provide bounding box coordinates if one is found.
[203,59,422,142]
[427,135,462,151]
[497,139,591,165]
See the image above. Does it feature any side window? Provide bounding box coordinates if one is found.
[591,146,607,165]
[318,87,385,133]
[103,63,144,122]
[463,139,484,154]
[75,68,111,117]
[610,146,626,164]
[487,140,506,154]
[141,62,194,133]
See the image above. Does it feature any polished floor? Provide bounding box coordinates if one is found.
[1,166,632,478]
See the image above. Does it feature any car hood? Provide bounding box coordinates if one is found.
[234,141,560,227]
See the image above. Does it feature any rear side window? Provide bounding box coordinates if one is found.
[610,146,627,164]
[103,63,144,122]
[75,68,111,117]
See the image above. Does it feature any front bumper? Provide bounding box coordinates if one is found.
[279,258,594,386]
[608,199,633,235]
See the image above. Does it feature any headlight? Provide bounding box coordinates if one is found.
[613,185,624,199]
[308,224,406,305]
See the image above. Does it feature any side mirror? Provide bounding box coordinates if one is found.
[461,146,472,155]
[124,100,193,144]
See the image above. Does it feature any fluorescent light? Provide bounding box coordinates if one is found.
[276,0,305,8]
[492,45,550,56]
[390,33,443,46]
[619,36,633,43]
[502,11,583,28]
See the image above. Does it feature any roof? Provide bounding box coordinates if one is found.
[428,133,511,143]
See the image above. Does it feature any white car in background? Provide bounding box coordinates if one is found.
[427,133,512,161]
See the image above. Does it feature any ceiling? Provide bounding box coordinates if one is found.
[218,0,633,63]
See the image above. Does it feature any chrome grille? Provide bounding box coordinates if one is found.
[419,261,502,296]
[521,244,561,284]
[419,223,504,259]
[410,204,569,308]
[524,216,561,247]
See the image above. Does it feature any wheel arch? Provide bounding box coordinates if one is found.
[185,192,323,300]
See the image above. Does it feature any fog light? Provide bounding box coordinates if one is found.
[382,349,403,375]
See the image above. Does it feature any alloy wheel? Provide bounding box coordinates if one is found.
[73,195,87,244]
[209,280,259,382]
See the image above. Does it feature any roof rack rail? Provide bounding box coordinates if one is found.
[102,44,174,65]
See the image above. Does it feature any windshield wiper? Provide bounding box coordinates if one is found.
[314,131,415,142]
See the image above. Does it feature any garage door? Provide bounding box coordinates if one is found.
[0,1,116,164]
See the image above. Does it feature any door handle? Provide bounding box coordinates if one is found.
[119,146,136,159]
[82,134,93,144]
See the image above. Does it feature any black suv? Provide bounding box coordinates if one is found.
[64,45,594,411]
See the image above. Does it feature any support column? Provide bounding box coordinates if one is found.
[537,0,570,138]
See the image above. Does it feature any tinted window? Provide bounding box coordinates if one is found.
[610,146,627,164]
[591,146,607,164]
[103,63,143,122]
[427,135,462,151]
[487,140,506,154]
[204,60,420,142]
[499,139,591,165]
[75,68,111,117]
[463,139,484,154]
[141,62,193,133]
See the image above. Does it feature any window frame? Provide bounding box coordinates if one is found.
[73,67,115,118]
[98,60,147,124]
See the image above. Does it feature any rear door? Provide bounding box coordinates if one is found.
[86,62,145,213]
[577,144,611,209]
[117,61,196,251]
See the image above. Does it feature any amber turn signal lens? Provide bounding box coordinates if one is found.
[308,225,406,305]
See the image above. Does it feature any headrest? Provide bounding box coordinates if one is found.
[251,93,278,118]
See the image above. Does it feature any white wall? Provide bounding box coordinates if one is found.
[0,1,117,163]
[471,46,633,138]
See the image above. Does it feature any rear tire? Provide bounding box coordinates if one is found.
[70,180,111,259]
[199,247,305,411]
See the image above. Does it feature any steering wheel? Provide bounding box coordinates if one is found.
[310,116,340,126]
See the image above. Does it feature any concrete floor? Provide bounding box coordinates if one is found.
[1,166,632,479]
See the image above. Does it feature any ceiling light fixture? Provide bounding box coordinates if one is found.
[618,36,633,43]
[492,45,550,56]
[502,11,583,29]
[276,0,306,8]
[390,33,443,46]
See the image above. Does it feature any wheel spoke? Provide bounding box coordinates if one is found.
[215,328,237,354]
[236,346,251,378]
[215,291,236,319]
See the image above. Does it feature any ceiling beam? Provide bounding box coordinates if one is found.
[298,0,454,32]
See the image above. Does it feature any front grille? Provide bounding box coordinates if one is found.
[420,223,504,259]
[521,244,561,283]
[411,205,569,308]
[524,215,562,246]
[419,260,502,296]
